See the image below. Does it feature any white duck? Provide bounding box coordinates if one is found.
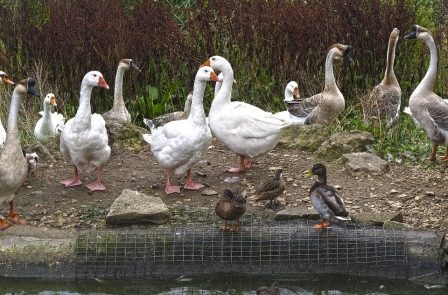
[60,71,111,191]
[143,66,220,194]
[287,44,351,124]
[102,59,140,124]
[203,56,291,173]
[34,93,65,144]
[0,78,39,230]
[273,81,302,122]
[404,25,448,161]
[0,71,15,149]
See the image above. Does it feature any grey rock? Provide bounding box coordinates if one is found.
[383,221,411,230]
[351,211,403,226]
[106,189,169,225]
[342,152,390,176]
[201,189,218,196]
[274,208,319,221]
[106,122,148,152]
[316,130,374,160]
[279,124,329,151]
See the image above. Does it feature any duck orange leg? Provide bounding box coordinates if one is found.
[184,169,204,190]
[231,218,241,232]
[313,219,330,230]
[165,169,181,194]
[0,218,11,231]
[7,200,27,225]
[226,155,251,173]
[60,165,82,187]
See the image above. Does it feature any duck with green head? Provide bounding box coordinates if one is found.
[305,163,349,230]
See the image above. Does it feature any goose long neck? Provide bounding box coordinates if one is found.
[417,35,438,92]
[383,36,398,86]
[4,89,22,148]
[284,89,294,101]
[75,82,93,125]
[43,101,51,120]
[188,79,207,124]
[113,66,125,108]
[210,64,233,111]
[324,50,338,91]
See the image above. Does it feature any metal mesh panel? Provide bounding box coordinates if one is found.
[75,219,407,279]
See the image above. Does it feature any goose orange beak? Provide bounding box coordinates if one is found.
[50,95,57,106]
[201,59,211,68]
[293,87,300,98]
[210,72,221,82]
[2,76,14,86]
[98,76,109,90]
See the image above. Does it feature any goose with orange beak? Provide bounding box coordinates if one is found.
[143,66,221,194]
[0,71,15,149]
[34,93,65,144]
[60,71,111,192]
[203,56,291,173]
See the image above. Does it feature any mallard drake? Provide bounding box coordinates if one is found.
[256,282,279,295]
[143,92,193,130]
[305,163,349,229]
[254,169,285,208]
[363,28,401,128]
[60,71,111,191]
[34,93,65,144]
[0,78,39,230]
[102,59,140,124]
[288,44,351,125]
[143,67,219,194]
[215,189,246,232]
[404,25,448,161]
[204,56,291,173]
[0,71,15,149]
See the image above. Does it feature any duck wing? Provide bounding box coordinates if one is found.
[311,187,341,224]
[255,179,280,194]
[321,185,348,217]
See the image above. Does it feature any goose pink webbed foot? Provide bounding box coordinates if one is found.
[60,166,82,187]
[184,169,204,190]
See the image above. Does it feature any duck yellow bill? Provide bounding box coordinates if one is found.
[200,59,211,67]
[304,170,313,178]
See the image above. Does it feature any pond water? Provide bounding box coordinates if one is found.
[0,274,446,295]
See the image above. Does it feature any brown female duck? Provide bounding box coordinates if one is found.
[255,169,285,208]
[215,189,246,232]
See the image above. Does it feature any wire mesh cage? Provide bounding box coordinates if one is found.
[75,219,409,279]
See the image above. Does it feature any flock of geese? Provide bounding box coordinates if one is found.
[0,24,446,232]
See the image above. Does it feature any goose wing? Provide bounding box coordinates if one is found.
[426,100,448,131]
[287,93,322,118]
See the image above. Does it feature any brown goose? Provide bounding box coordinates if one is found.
[254,169,285,208]
[363,28,401,127]
[404,25,448,161]
[0,78,39,231]
[215,189,246,232]
[287,44,351,125]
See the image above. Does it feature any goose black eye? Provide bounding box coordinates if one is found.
[211,57,216,61]
[204,69,208,73]
[93,74,97,77]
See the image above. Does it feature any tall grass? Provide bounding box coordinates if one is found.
[0,0,447,160]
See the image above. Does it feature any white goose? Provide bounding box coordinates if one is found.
[273,81,302,122]
[0,71,15,149]
[287,44,351,124]
[102,59,140,124]
[203,56,291,173]
[60,71,111,191]
[404,25,448,161]
[34,93,65,144]
[143,66,219,194]
[0,78,39,231]
[363,28,401,127]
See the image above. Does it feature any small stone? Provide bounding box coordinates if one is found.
[390,189,399,194]
[71,199,77,203]
[334,185,342,190]
[201,189,218,196]
[195,171,207,177]
[426,191,435,196]
[275,208,319,221]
